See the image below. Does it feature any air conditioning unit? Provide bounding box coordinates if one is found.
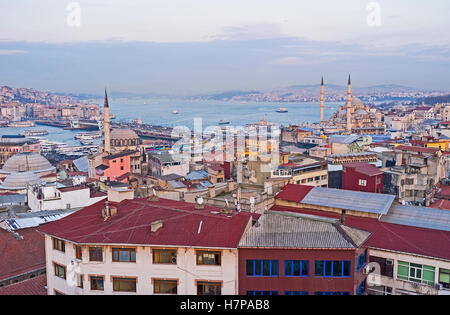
[386,259,394,265]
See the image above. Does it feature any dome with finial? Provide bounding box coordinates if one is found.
[110,128,141,147]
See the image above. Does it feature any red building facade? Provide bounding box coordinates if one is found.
[238,212,370,295]
[342,162,383,193]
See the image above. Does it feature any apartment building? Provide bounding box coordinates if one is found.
[38,197,254,295]
[238,211,371,295]
[272,184,450,295]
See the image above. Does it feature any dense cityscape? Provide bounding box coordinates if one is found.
[0,1,449,306]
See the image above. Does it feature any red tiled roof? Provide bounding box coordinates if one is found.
[435,185,450,199]
[68,171,88,176]
[429,199,450,211]
[344,163,383,176]
[57,185,88,193]
[38,198,254,249]
[0,275,47,295]
[396,145,440,154]
[0,228,46,281]
[274,184,314,203]
[271,205,450,261]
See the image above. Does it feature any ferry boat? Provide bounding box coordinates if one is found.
[8,121,35,128]
[218,120,230,125]
[276,107,288,113]
[20,129,49,137]
[74,131,102,140]
[173,109,179,114]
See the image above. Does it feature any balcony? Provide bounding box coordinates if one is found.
[367,274,439,295]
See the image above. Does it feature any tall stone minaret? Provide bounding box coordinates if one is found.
[320,76,324,123]
[346,74,352,133]
[103,88,111,154]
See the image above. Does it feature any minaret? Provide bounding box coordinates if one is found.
[320,76,324,123]
[103,88,111,154]
[346,74,352,133]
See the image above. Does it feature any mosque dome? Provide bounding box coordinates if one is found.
[0,171,41,189]
[0,152,54,174]
[351,98,365,108]
[110,128,141,147]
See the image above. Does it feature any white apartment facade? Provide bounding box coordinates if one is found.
[45,236,240,295]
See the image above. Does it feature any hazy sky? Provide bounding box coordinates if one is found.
[0,0,449,94]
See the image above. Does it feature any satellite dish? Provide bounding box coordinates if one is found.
[249,197,255,205]
[197,196,204,205]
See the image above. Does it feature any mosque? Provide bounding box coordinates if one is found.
[320,75,386,135]
[87,90,148,181]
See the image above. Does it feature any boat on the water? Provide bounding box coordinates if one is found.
[173,109,179,114]
[20,129,49,137]
[276,107,288,113]
[218,120,230,125]
[8,121,35,127]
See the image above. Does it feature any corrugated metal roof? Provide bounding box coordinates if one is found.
[0,194,26,204]
[239,211,371,249]
[5,209,79,231]
[380,205,450,232]
[301,187,395,215]
[73,156,89,173]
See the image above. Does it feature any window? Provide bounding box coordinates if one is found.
[153,280,177,294]
[54,263,66,279]
[75,245,82,260]
[52,238,65,252]
[397,261,435,286]
[113,277,137,292]
[197,281,221,295]
[153,249,177,264]
[247,291,278,295]
[246,260,279,276]
[284,260,309,277]
[89,247,103,262]
[358,179,367,186]
[285,291,308,295]
[196,251,221,265]
[439,268,450,289]
[314,292,350,295]
[90,276,104,290]
[112,248,136,262]
[120,166,124,170]
[357,250,367,272]
[356,279,366,295]
[76,274,83,288]
[120,159,124,163]
[314,260,351,277]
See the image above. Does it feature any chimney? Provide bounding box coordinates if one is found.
[151,220,163,232]
[341,209,346,225]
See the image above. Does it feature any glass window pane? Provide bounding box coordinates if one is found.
[315,261,324,276]
[271,260,278,276]
[301,261,309,276]
[246,260,254,276]
[325,261,332,276]
[343,261,351,277]
[255,260,261,275]
[293,261,300,276]
[333,261,343,277]
[263,260,271,276]
[285,260,292,276]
